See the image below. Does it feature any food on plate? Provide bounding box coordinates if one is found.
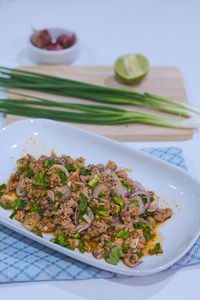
[0,153,172,268]
[31,29,76,50]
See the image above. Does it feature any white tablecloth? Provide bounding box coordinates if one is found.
[0,0,200,299]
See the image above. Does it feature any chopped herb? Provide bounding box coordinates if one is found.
[65,164,75,171]
[44,158,55,168]
[38,207,46,216]
[156,243,161,249]
[73,233,80,239]
[80,169,92,176]
[150,196,155,203]
[33,172,50,188]
[94,214,101,221]
[55,191,63,198]
[36,231,43,238]
[56,170,68,185]
[116,229,125,237]
[111,234,116,241]
[9,210,17,219]
[12,199,27,209]
[90,206,98,211]
[0,203,12,209]
[51,210,57,216]
[18,165,30,175]
[121,180,132,190]
[0,184,6,190]
[50,234,74,250]
[137,252,144,258]
[105,241,112,246]
[106,247,124,265]
[141,195,147,205]
[79,240,85,253]
[88,188,92,194]
[123,232,130,240]
[129,199,139,207]
[123,244,130,251]
[113,198,123,206]
[79,193,88,212]
[0,192,3,197]
[88,175,99,187]
[76,163,84,170]
[30,205,39,212]
[97,210,108,217]
[143,232,155,241]
[139,211,154,218]
[148,243,163,255]
[134,221,151,232]
[119,219,124,224]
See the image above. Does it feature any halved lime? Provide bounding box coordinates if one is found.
[114,54,149,84]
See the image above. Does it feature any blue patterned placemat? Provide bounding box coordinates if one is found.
[0,147,199,282]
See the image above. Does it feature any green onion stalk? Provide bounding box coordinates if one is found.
[0,66,199,129]
[0,94,199,129]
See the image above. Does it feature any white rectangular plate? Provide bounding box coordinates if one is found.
[0,119,200,276]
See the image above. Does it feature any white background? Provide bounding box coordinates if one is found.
[0,0,200,299]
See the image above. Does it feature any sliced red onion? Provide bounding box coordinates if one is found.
[46,206,56,211]
[56,185,71,200]
[92,248,101,257]
[113,217,119,222]
[67,181,71,187]
[93,184,110,198]
[124,190,129,197]
[41,156,65,166]
[123,258,143,268]
[50,164,70,177]
[74,207,79,225]
[113,181,127,196]
[16,183,26,197]
[76,207,94,233]
[129,191,150,213]
[47,190,54,202]
[103,169,112,175]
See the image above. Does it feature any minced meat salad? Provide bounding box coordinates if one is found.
[0,154,172,268]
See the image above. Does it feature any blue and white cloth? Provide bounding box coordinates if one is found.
[0,147,198,282]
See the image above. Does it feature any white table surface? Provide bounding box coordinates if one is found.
[0,0,200,299]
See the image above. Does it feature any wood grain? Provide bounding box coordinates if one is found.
[7,65,193,141]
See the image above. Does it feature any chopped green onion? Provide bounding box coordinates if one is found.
[12,199,27,209]
[106,247,124,265]
[9,210,17,219]
[116,229,125,237]
[79,193,88,212]
[0,184,6,190]
[80,169,92,176]
[55,191,63,198]
[44,158,55,168]
[65,164,75,171]
[88,176,99,187]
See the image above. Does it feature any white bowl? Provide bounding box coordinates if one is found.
[27,27,79,65]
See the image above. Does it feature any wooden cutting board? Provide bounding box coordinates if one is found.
[7,65,193,141]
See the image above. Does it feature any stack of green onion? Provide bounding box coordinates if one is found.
[0,66,199,129]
